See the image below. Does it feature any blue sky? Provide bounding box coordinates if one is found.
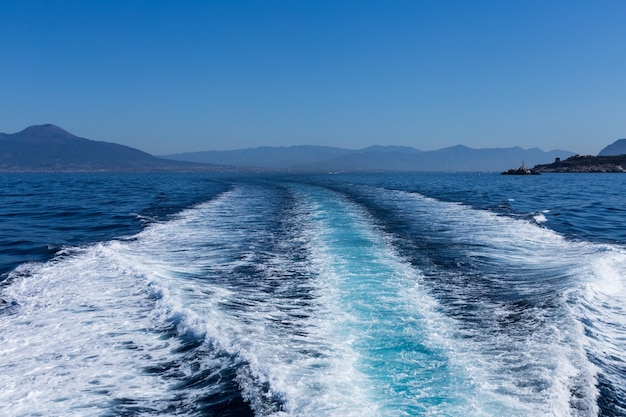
[1,0,625,155]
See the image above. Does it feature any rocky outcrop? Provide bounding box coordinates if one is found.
[533,155,626,173]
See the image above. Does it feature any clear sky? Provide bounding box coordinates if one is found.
[1,0,625,155]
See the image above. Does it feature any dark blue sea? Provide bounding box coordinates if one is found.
[1,172,625,417]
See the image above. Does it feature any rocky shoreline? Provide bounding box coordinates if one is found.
[533,154,626,173]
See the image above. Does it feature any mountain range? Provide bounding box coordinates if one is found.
[2,124,613,172]
[163,145,574,172]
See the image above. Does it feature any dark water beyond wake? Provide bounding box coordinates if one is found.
[0,172,625,416]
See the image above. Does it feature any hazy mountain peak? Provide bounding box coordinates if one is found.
[598,139,626,156]
[0,124,226,172]
[18,123,74,136]
[7,124,84,145]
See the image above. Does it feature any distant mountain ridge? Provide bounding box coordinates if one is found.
[2,124,580,172]
[165,145,355,169]
[0,124,225,172]
[163,144,574,172]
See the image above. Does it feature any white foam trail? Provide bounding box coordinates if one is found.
[570,246,626,414]
[292,185,491,416]
[361,187,607,416]
[105,185,384,416]
[0,244,179,416]
[0,189,260,416]
[2,179,622,416]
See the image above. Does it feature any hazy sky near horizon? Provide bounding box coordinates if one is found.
[2,1,625,155]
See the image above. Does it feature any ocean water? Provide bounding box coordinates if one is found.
[0,172,625,417]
